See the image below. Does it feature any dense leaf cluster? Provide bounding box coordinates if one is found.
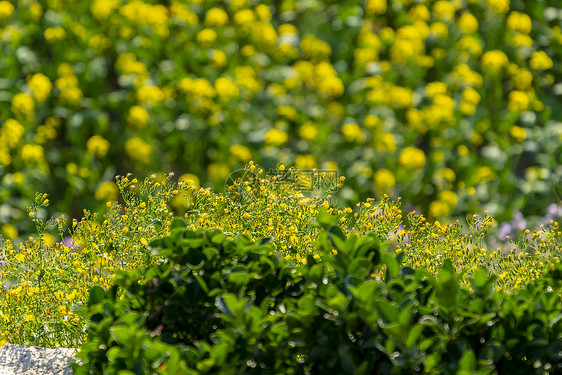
[74,217,562,374]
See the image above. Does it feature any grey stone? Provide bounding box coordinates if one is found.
[0,344,79,375]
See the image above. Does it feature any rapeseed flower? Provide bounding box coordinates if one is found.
[399,147,426,169]
[87,135,110,158]
[0,1,14,22]
[205,8,229,27]
[11,93,34,121]
[127,106,149,129]
[27,73,53,103]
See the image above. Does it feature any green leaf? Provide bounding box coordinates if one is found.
[458,350,476,371]
[471,268,488,289]
[88,286,106,306]
[406,324,424,347]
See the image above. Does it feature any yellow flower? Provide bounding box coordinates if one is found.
[341,122,364,143]
[364,115,382,129]
[374,169,396,191]
[433,1,455,22]
[301,35,332,61]
[25,314,36,322]
[264,128,289,146]
[27,73,53,103]
[204,8,229,27]
[125,137,152,165]
[529,51,553,70]
[298,122,318,141]
[44,27,66,43]
[481,50,509,71]
[1,119,25,149]
[0,1,14,22]
[196,28,217,47]
[426,82,448,99]
[365,0,386,15]
[91,0,120,20]
[87,135,110,158]
[11,93,34,121]
[137,85,164,104]
[211,49,228,69]
[486,0,510,14]
[458,13,478,33]
[509,125,527,142]
[20,144,44,164]
[127,106,149,128]
[399,147,426,169]
[229,144,252,162]
[95,181,119,202]
[508,91,529,112]
[295,154,317,169]
[89,34,111,54]
[215,77,239,100]
[141,237,149,246]
[507,11,532,34]
[375,132,396,153]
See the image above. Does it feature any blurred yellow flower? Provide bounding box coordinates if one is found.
[375,132,396,153]
[255,4,271,21]
[89,34,111,54]
[474,166,495,184]
[91,0,120,20]
[211,49,228,69]
[125,137,152,165]
[27,73,53,103]
[87,135,110,158]
[229,144,252,162]
[529,51,553,70]
[341,122,364,143]
[277,105,298,121]
[374,169,396,191]
[399,147,426,169]
[127,106,149,128]
[1,119,25,149]
[11,93,34,121]
[215,77,239,100]
[509,125,527,142]
[204,8,229,27]
[95,181,119,202]
[279,23,298,35]
[1,224,17,239]
[301,35,332,61]
[365,0,387,15]
[299,122,318,141]
[44,27,66,43]
[458,13,479,33]
[508,90,529,112]
[196,28,217,47]
[426,81,448,99]
[507,11,531,34]
[486,0,510,14]
[137,85,164,104]
[295,154,317,169]
[0,1,15,22]
[364,115,382,129]
[20,144,44,164]
[408,4,430,22]
[481,50,509,71]
[264,128,289,146]
[433,1,455,22]
[169,2,198,25]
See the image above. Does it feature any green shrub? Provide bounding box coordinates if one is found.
[74,218,562,374]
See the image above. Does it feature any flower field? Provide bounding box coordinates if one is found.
[0,0,561,238]
[0,0,562,373]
